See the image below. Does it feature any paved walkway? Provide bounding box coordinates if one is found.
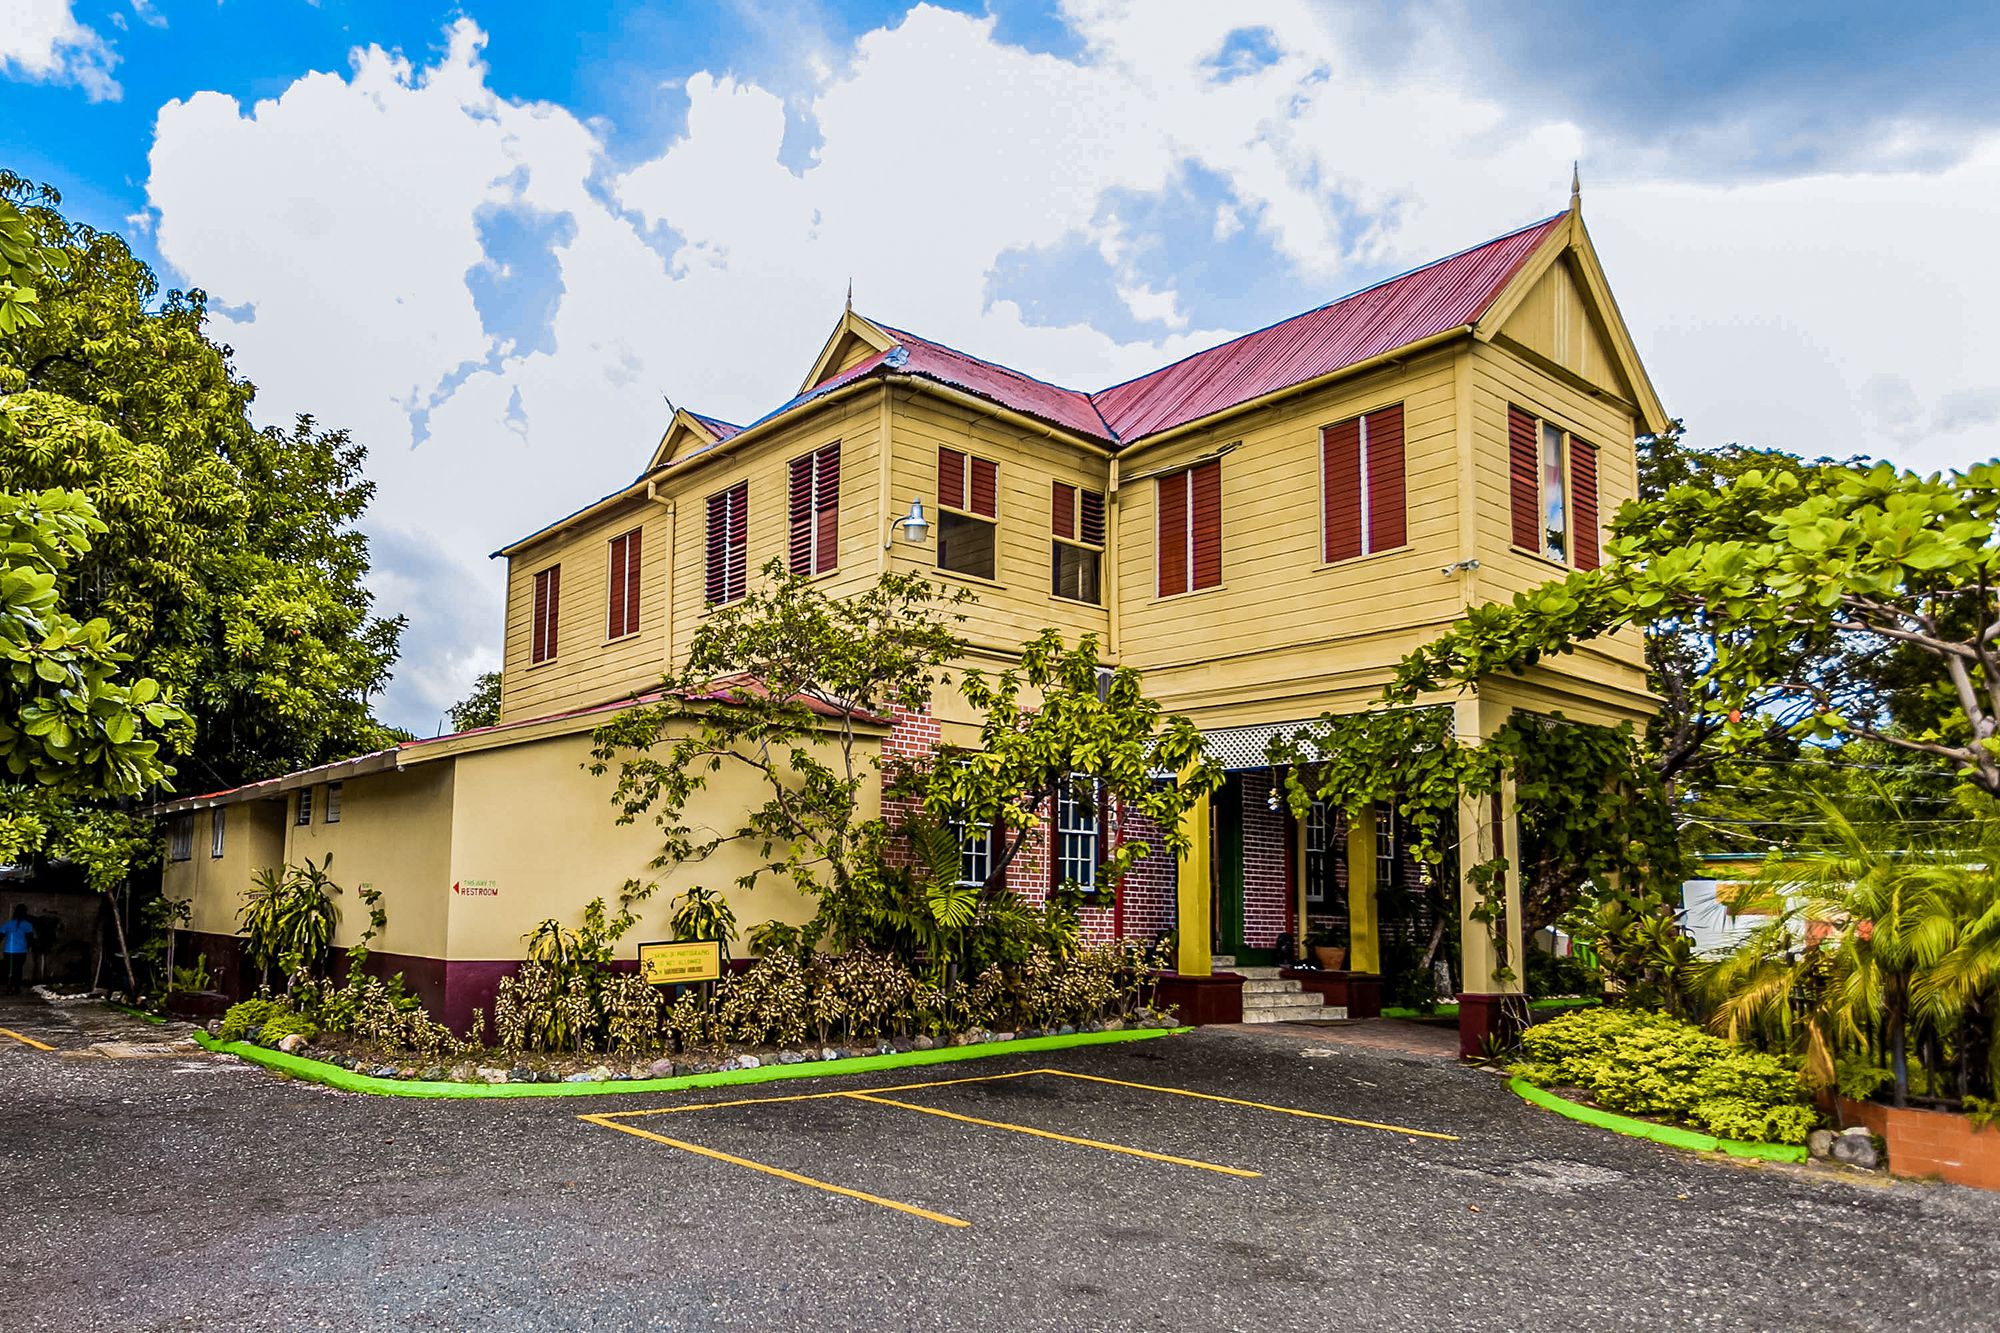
[1215,1015,1463,1060]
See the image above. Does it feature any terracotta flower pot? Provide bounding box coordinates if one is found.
[1312,945,1347,970]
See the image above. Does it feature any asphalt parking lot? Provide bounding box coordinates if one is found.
[7,998,2000,1332]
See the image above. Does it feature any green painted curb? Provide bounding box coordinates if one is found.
[1509,1077,1808,1162]
[193,1025,1192,1099]
[108,1002,168,1026]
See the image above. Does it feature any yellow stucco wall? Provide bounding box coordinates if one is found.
[166,799,287,940]
[279,766,456,959]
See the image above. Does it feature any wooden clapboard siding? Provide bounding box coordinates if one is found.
[1464,340,1646,681]
[1117,353,1462,693]
[884,389,1112,655]
[1494,255,1634,402]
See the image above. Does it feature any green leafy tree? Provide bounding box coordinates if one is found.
[908,630,1220,901]
[589,561,970,907]
[447,670,503,732]
[1396,459,2000,799]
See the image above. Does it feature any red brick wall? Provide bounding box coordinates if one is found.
[1238,772,1294,951]
[1839,1096,2000,1192]
[1117,798,1178,943]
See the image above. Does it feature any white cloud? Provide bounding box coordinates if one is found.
[141,3,2000,729]
[0,0,120,100]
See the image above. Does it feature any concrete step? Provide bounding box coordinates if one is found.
[1232,965,1285,981]
[1241,991,1328,1013]
[1241,1004,1349,1023]
[1241,978,1301,995]
[1210,955,1237,968]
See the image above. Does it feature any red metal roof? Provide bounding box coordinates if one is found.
[1088,213,1565,441]
[872,324,1116,442]
[688,411,742,442]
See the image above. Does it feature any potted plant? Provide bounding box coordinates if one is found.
[1308,922,1348,971]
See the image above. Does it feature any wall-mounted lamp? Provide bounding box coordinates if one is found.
[1441,557,1481,576]
[884,497,930,548]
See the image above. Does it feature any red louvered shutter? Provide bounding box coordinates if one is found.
[1157,472,1187,597]
[788,455,814,575]
[1508,406,1540,551]
[813,445,839,574]
[532,565,560,663]
[1052,482,1075,539]
[1570,439,1600,570]
[969,457,997,518]
[1079,489,1105,546]
[622,529,642,632]
[727,482,748,596]
[1365,403,1406,553]
[1190,459,1222,590]
[1322,417,1362,562]
[938,448,965,510]
[607,535,628,637]
[706,493,730,603]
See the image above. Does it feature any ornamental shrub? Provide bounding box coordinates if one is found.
[1514,1007,1817,1145]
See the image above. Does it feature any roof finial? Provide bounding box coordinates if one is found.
[845,277,853,314]
[1570,161,1581,212]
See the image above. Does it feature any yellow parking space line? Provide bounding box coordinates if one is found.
[843,1091,1263,1178]
[1034,1069,1461,1141]
[578,1113,969,1229]
[597,1068,1046,1121]
[0,1026,53,1051]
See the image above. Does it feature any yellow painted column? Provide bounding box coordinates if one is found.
[1345,804,1380,974]
[1175,788,1213,977]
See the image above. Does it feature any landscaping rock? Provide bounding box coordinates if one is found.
[645,1058,676,1079]
[912,1036,934,1050]
[276,1033,308,1054]
[820,1048,841,1062]
[561,1070,598,1083]
[368,1064,400,1079]
[993,1032,1015,1043]
[777,1051,806,1065]
[1808,1129,1838,1159]
[1832,1131,1885,1170]
[1103,1019,1124,1031]
[508,1066,533,1084]
[1058,1024,1076,1036]
[476,1066,510,1085]
[420,1067,447,1083]
[205,1020,222,1038]
[875,1041,895,1056]
[448,1064,475,1083]
[584,1065,614,1081]
[738,1055,761,1070]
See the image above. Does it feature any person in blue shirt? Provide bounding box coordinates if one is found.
[1,905,33,993]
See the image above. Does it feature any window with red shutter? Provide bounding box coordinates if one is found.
[531,564,560,664]
[1322,403,1406,562]
[705,483,748,604]
[607,529,643,637]
[937,447,999,580]
[1507,406,1597,567]
[787,444,840,575]
[1051,480,1104,604]
[1157,458,1221,596]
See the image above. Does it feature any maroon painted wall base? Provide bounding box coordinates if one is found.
[1456,992,1524,1058]
[1281,969,1382,1019]
[1153,971,1245,1025]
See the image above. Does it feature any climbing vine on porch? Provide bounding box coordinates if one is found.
[1266,707,1684,988]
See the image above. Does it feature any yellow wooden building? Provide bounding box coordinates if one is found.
[156,193,1666,1048]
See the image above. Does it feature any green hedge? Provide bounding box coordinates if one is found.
[1512,1007,1818,1145]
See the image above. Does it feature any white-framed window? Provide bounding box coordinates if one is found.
[1304,800,1332,905]
[956,819,992,889]
[937,447,999,581]
[1055,777,1101,891]
[1539,421,1568,563]
[169,816,194,862]
[210,808,227,859]
[1050,482,1105,604]
[1375,806,1397,892]
[1508,405,1600,570]
[296,787,313,827]
[325,782,343,824]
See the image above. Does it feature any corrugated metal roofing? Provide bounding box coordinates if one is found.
[1089,213,1565,441]
[688,411,742,441]
[873,324,1116,442]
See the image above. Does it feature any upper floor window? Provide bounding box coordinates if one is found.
[956,818,992,890]
[295,787,313,827]
[531,564,561,664]
[607,529,643,638]
[1156,458,1221,597]
[210,807,227,859]
[1051,482,1104,604]
[937,447,998,580]
[325,782,343,825]
[169,816,193,862]
[788,443,840,576]
[1055,777,1100,892]
[1322,403,1406,562]
[1508,406,1600,569]
[1374,804,1397,892]
[705,483,749,605]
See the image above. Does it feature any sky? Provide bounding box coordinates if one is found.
[6,1,2000,734]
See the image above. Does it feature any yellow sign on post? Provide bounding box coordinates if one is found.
[637,940,722,985]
